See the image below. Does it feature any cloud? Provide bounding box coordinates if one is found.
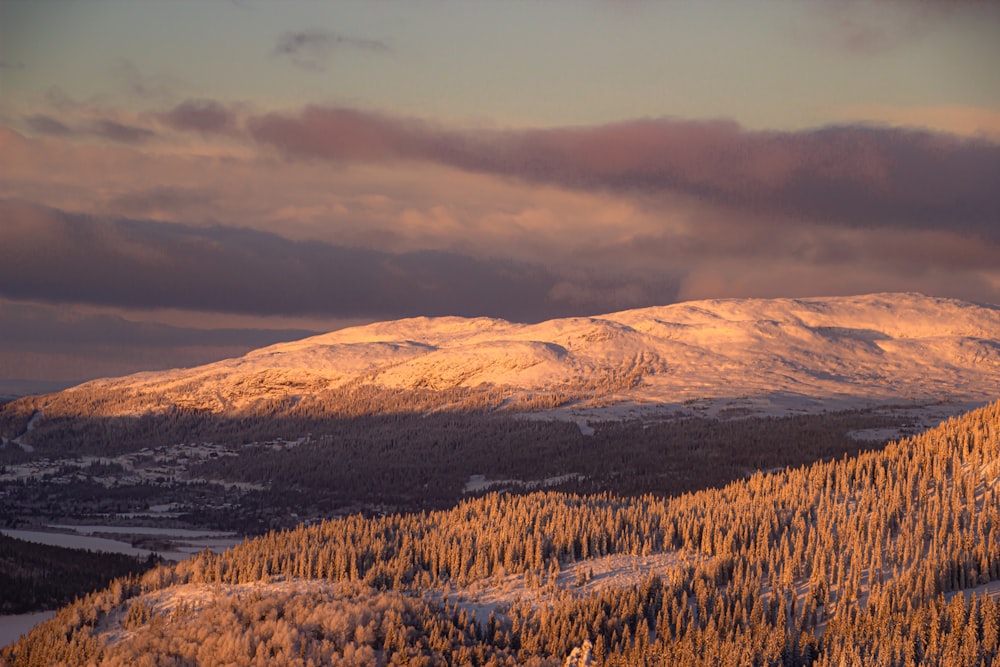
[676,261,1000,306]
[249,106,431,160]
[29,99,998,243]
[248,107,1000,239]
[106,186,216,218]
[4,105,999,325]
[0,59,25,70]
[160,99,238,134]
[0,299,315,350]
[24,114,73,136]
[832,104,1000,142]
[91,118,156,144]
[109,57,183,100]
[0,298,320,386]
[0,200,647,322]
[794,0,998,56]
[21,112,159,144]
[273,30,389,71]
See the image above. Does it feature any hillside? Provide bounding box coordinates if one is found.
[5,401,999,665]
[1,291,996,551]
[3,293,998,431]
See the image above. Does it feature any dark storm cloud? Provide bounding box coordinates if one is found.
[248,107,1000,239]
[0,200,637,322]
[273,30,390,71]
[160,99,238,134]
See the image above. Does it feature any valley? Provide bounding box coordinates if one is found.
[3,293,994,536]
[0,407,932,537]
[1,293,998,664]
[3,401,999,665]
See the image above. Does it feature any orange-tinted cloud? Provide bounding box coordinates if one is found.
[4,102,1000,330]
[246,106,1000,237]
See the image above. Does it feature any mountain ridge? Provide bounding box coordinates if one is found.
[6,292,1000,422]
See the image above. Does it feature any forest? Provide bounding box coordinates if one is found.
[0,535,157,615]
[1,408,909,531]
[189,409,908,511]
[3,401,998,665]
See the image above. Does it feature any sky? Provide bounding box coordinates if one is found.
[1,0,999,392]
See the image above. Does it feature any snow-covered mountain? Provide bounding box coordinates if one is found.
[16,293,1000,420]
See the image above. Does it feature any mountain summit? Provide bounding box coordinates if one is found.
[8,293,1000,422]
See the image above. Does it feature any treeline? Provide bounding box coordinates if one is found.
[4,402,999,665]
[0,534,157,615]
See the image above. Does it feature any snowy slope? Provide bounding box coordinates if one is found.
[28,293,1000,418]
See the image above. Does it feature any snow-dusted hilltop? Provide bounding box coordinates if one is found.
[22,293,1000,419]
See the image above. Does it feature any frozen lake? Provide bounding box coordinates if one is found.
[1,528,243,562]
[0,610,56,649]
[2,528,153,558]
[47,524,236,538]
